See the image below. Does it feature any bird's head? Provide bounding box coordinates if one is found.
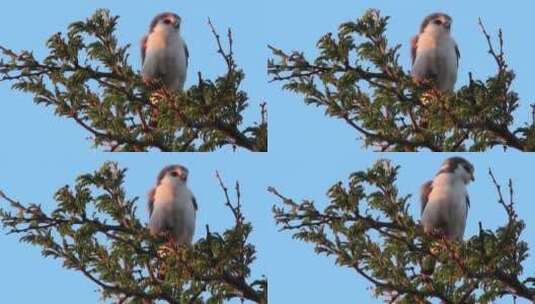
[420,13,453,35]
[439,157,475,184]
[149,12,182,34]
[156,165,189,186]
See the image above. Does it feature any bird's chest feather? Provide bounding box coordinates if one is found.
[145,33,184,68]
[154,184,194,215]
[417,34,456,65]
[153,184,176,211]
[429,175,467,217]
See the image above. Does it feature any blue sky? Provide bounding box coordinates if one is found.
[0,1,534,303]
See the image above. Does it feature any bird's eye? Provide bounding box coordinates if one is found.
[163,19,172,25]
[434,20,442,25]
[170,171,179,177]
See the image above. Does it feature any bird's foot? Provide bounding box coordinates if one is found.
[429,242,441,256]
[147,89,173,128]
[420,89,443,106]
[157,243,173,259]
[149,91,169,106]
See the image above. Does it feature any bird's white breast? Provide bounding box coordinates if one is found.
[422,173,468,240]
[430,173,466,203]
[143,29,187,90]
[153,181,196,243]
[414,32,458,92]
[153,182,176,207]
[153,182,194,214]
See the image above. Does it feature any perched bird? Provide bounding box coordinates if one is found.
[420,157,474,241]
[141,12,189,91]
[411,13,460,93]
[148,165,197,245]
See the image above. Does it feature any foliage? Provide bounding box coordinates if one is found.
[0,9,267,152]
[0,162,267,303]
[268,9,535,151]
[270,160,533,303]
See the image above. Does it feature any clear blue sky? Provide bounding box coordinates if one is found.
[0,1,534,303]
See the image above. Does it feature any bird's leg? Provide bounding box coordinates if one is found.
[421,229,444,277]
[426,228,446,254]
[148,91,165,128]
[418,71,441,105]
[147,84,175,128]
[421,88,441,106]
[163,231,177,250]
[143,77,163,90]
[154,232,177,282]
[155,231,175,258]
[414,74,440,129]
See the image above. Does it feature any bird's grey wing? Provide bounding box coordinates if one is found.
[147,187,156,217]
[140,35,148,65]
[465,193,470,219]
[410,35,419,65]
[455,43,460,67]
[184,43,189,68]
[420,181,433,215]
[192,195,198,211]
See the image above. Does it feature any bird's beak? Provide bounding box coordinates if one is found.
[470,173,475,182]
[444,21,452,30]
[174,21,180,29]
[180,172,187,182]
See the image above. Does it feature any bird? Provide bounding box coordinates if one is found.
[420,157,474,241]
[141,12,189,91]
[411,13,460,93]
[148,165,197,246]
